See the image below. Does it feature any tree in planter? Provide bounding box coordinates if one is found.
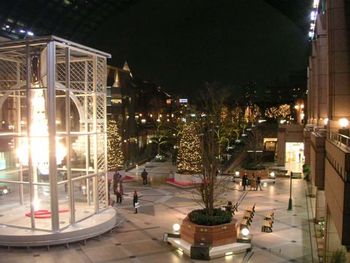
[177,122,202,174]
[330,248,347,263]
[107,119,124,170]
[193,86,233,219]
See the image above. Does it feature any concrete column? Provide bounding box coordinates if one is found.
[316,14,329,125]
[311,42,319,125]
[327,0,350,131]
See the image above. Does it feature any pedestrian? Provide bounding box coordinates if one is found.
[141,168,148,185]
[225,201,233,213]
[113,170,123,204]
[251,173,256,191]
[133,190,139,214]
[242,173,247,191]
[256,175,262,191]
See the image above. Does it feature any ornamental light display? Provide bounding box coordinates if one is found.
[0,36,113,246]
[107,119,124,170]
[177,122,202,174]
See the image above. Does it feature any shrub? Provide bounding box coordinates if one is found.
[188,208,232,226]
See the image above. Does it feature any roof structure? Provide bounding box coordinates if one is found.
[0,0,137,42]
[0,0,310,43]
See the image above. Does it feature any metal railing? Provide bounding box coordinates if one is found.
[329,131,350,150]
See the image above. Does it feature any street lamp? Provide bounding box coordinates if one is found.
[288,172,293,210]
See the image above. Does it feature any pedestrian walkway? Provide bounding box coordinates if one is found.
[0,163,317,263]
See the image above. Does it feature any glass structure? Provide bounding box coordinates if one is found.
[0,36,110,232]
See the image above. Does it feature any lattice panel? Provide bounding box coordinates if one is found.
[96,94,105,121]
[97,174,107,209]
[0,59,19,90]
[96,57,106,93]
[56,62,66,83]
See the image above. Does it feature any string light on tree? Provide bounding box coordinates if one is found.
[177,122,202,174]
[107,119,124,170]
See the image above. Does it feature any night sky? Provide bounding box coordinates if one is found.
[94,0,309,97]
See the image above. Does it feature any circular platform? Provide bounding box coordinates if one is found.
[0,207,117,247]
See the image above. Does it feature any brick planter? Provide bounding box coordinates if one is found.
[180,217,237,246]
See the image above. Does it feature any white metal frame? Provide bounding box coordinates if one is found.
[0,36,110,231]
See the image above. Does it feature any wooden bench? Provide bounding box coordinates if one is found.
[222,202,239,215]
[264,211,274,221]
[240,218,249,228]
[245,204,256,216]
[261,219,273,232]
[261,210,275,232]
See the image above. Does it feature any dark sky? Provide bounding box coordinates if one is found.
[94,0,309,97]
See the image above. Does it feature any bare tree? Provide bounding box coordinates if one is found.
[194,86,233,216]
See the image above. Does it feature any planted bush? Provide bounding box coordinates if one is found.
[188,208,232,226]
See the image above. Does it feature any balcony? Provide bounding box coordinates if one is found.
[325,132,350,246]
[310,130,326,189]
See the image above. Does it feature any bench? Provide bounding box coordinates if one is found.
[245,204,256,216]
[240,218,249,228]
[222,202,239,215]
[261,210,275,232]
[261,219,273,232]
[264,211,274,221]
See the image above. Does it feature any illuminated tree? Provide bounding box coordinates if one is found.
[107,119,124,170]
[265,104,291,120]
[177,122,202,174]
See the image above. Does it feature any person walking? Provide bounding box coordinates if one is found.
[141,168,148,185]
[133,190,139,214]
[242,173,247,191]
[256,175,262,191]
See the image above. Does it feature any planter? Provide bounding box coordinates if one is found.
[180,217,237,246]
[174,173,202,184]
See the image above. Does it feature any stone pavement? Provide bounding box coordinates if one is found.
[0,163,318,263]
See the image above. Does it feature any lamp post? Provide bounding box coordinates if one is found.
[288,172,293,210]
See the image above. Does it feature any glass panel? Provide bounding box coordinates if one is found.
[32,183,51,231]
[57,182,69,229]
[0,183,31,228]
[73,177,94,222]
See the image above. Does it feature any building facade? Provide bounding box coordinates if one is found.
[306,0,350,262]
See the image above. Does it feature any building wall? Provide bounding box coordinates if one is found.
[306,1,350,259]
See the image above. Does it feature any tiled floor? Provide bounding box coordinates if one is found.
[0,163,318,263]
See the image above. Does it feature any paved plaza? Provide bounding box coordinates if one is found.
[0,162,318,263]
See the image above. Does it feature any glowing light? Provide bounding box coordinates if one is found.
[270,172,275,178]
[27,31,34,36]
[309,31,315,38]
[235,171,240,177]
[225,252,233,256]
[141,119,146,123]
[172,223,181,233]
[323,118,329,125]
[17,88,66,174]
[339,118,349,128]
[32,198,40,211]
[241,227,250,237]
[313,0,319,8]
[310,11,317,21]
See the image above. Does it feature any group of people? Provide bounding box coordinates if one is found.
[108,168,148,214]
[241,173,262,191]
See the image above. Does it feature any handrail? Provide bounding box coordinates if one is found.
[329,131,350,150]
